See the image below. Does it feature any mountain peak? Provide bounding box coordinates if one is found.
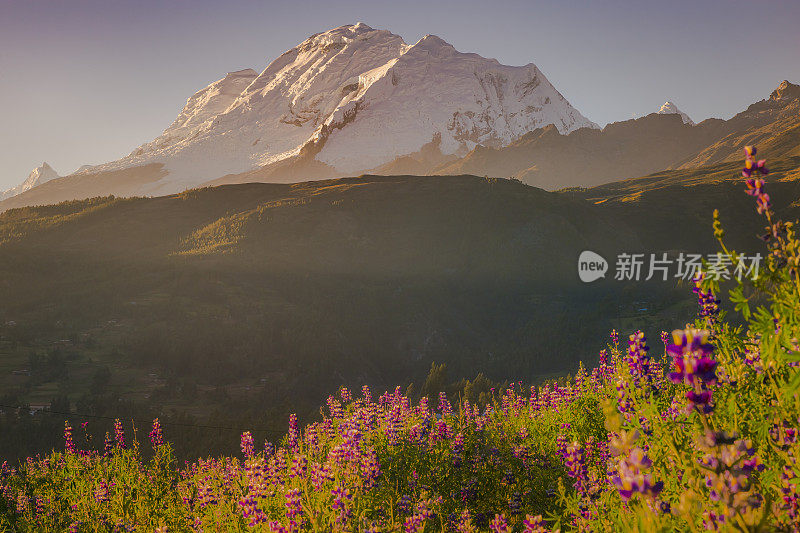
[328,22,375,34]
[50,23,596,191]
[29,162,58,179]
[657,101,694,125]
[416,34,450,46]
[303,22,381,44]
[770,80,800,101]
[1,162,60,201]
[408,34,457,56]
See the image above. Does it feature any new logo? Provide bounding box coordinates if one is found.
[578,250,608,283]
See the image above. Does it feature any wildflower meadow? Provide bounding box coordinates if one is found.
[1,147,799,531]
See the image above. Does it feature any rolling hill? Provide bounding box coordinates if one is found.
[2,161,800,460]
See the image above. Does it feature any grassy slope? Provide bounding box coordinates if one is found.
[569,156,800,251]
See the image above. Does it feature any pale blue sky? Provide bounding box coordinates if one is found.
[1,0,798,189]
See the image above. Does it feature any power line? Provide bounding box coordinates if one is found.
[0,404,286,436]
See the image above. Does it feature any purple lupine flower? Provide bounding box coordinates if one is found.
[404,514,424,533]
[16,490,29,514]
[523,514,546,533]
[692,273,720,324]
[612,447,663,500]
[285,488,303,526]
[310,462,330,490]
[564,441,588,494]
[240,432,254,458]
[397,493,413,515]
[362,384,372,404]
[615,378,633,416]
[290,454,307,478]
[327,396,343,419]
[509,491,522,516]
[667,329,717,386]
[626,331,653,383]
[288,414,300,450]
[340,386,352,403]
[742,146,768,178]
[451,432,465,466]
[556,429,570,458]
[699,435,765,517]
[685,389,713,410]
[489,514,509,533]
[103,432,114,457]
[238,494,268,526]
[331,484,353,525]
[744,177,765,196]
[114,419,126,449]
[438,391,452,417]
[94,480,110,503]
[456,509,475,533]
[197,478,218,508]
[779,464,800,524]
[756,193,771,215]
[149,418,163,450]
[742,147,771,221]
[64,421,76,454]
[33,496,45,517]
[404,499,436,532]
[360,449,381,487]
[667,328,718,414]
[770,421,798,449]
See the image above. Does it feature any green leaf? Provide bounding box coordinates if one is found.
[784,371,800,399]
[728,285,751,320]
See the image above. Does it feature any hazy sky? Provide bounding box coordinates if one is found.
[1,0,799,189]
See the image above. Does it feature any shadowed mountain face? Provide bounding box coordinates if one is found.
[375,81,800,190]
[676,81,800,168]
[430,114,726,189]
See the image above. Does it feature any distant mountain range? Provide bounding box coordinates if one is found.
[0,22,798,212]
[0,23,594,206]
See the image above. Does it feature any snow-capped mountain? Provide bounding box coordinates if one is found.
[73,23,596,193]
[657,101,694,125]
[1,162,60,201]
